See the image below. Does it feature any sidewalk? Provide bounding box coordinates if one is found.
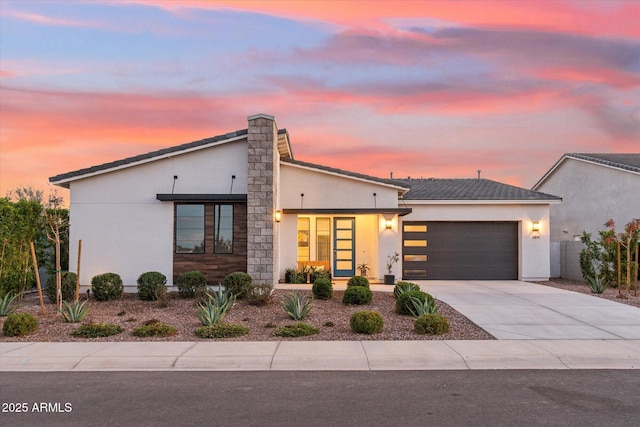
[2,340,639,371]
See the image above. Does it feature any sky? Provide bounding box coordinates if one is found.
[1,0,639,201]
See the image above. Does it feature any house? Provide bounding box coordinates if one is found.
[50,114,560,290]
[532,153,640,279]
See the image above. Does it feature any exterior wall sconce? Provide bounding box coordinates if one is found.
[275,210,282,223]
[385,218,393,230]
[532,221,540,232]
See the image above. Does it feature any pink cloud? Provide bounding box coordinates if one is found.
[5,10,99,27]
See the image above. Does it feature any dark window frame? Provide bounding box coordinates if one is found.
[175,203,206,254]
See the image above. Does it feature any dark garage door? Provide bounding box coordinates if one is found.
[402,221,518,280]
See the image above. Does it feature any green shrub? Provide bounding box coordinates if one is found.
[342,286,373,305]
[0,291,20,317]
[72,323,122,338]
[396,290,432,315]
[58,300,90,323]
[393,281,421,299]
[176,270,207,298]
[312,278,333,300]
[273,322,319,337]
[347,276,370,288]
[2,312,38,336]
[414,314,450,335]
[222,272,253,299]
[132,320,177,337]
[245,284,274,306]
[137,271,167,301]
[155,285,169,308]
[195,323,249,338]
[350,310,383,334]
[91,273,123,301]
[45,271,78,304]
[280,292,312,320]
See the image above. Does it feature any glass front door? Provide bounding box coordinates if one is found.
[333,217,355,277]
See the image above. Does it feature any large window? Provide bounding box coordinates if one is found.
[214,205,233,254]
[297,217,310,261]
[316,218,330,262]
[175,204,205,253]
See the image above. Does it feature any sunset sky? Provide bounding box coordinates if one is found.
[1,0,639,201]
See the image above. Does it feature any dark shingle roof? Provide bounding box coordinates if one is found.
[401,178,561,201]
[49,129,251,186]
[565,153,640,173]
[281,158,411,189]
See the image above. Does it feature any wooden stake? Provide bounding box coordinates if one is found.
[617,242,621,296]
[626,236,631,294]
[75,240,82,302]
[29,242,45,314]
[635,244,639,297]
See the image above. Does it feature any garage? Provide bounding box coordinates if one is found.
[402,221,518,280]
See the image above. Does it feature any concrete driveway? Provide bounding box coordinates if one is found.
[416,280,640,340]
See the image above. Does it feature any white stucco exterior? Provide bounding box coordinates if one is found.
[402,203,553,281]
[67,139,248,288]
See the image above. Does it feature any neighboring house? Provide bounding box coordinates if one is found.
[532,153,640,279]
[50,114,560,290]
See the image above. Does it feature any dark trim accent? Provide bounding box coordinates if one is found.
[157,194,247,202]
[283,208,412,216]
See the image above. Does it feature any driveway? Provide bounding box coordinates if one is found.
[416,280,640,339]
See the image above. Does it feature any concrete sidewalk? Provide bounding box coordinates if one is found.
[2,340,639,371]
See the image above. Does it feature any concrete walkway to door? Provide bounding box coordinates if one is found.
[416,280,640,340]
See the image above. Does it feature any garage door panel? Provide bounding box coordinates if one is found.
[402,221,518,280]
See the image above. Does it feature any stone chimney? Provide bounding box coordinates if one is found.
[246,114,279,284]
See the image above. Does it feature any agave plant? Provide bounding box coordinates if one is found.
[586,275,608,294]
[280,292,312,320]
[393,282,421,298]
[58,300,90,323]
[409,295,440,317]
[197,288,236,326]
[0,291,20,317]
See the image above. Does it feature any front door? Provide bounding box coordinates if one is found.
[333,217,355,277]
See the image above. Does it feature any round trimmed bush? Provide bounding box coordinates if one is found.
[137,271,167,301]
[177,270,207,298]
[350,310,383,334]
[223,272,253,299]
[2,312,38,337]
[347,276,370,288]
[91,273,123,301]
[395,290,432,315]
[312,278,333,300]
[45,271,78,304]
[342,286,373,305]
[393,281,421,299]
[414,313,450,335]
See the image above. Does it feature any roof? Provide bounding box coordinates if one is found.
[49,127,292,188]
[400,178,561,202]
[532,153,640,190]
[281,158,411,191]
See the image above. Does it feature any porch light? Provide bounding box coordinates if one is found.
[532,221,540,232]
[385,218,393,230]
[275,210,282,223]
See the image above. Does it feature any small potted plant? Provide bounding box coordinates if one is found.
[384,252,399,285]
[357,263,370,277]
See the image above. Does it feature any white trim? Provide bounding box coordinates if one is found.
[281,161,409,192]
[51,134,247,186]
[533,155,640,190]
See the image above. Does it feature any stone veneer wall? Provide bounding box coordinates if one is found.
[246,114,278,284]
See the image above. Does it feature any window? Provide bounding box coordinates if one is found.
[297,217,310,261]
[175,204,205,253]
[214,205,233,254]
[316,218,330,262]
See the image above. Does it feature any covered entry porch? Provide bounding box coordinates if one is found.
[278,209,410,282]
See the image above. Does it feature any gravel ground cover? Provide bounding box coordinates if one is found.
[534,278,640,308]
[0,289,494,342]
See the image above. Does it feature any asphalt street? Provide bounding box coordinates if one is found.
[1,370,638,426]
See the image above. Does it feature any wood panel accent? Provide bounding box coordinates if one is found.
[173,203,247,286]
